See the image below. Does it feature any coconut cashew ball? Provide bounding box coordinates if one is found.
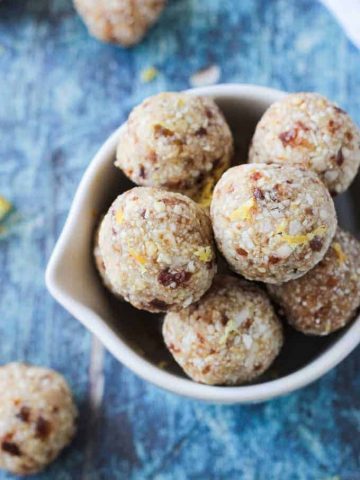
[163,275,283,385]
[98,187,216,312]
[74,0,166,47]
[93,220,123,297]
[115,92,234,205]
[211,164,337,284]
[249,92,360,195]
[0,363,77,476]
[268,229,360,335]
[94,219,111,288]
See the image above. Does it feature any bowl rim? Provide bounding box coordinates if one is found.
[46,83,360,404]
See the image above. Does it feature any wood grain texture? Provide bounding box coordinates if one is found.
[0,0,359,478]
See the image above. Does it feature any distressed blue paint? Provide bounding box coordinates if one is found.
[0,0,359,479]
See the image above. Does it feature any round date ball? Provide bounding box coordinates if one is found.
[268,229,360,335]
[93,219,123,299]
[98,187,216,312]
[249,92,360,195]
[74,0,166,47]
[94,219,114,293]
[163,275,283,385]
[211,164,337,284]
[115,92,233,205]
[0,363,77,476]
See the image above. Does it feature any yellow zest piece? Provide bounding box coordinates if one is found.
[177,97,185,108]
[275,220,287,235]
[281,225,328,247]
[332,242,347,263]
[219,320,238,344]
[194,246,213,262]
[197,164,227,207]
[128,248,147,273]
[197,179,215,207]
[140,66,158,83]
[0,195,12,221]
[229,198,256,222]
[115,209,124,225]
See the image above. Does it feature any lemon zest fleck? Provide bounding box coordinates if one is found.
[229,198,256,221]
[281,225,328,246]
[128,248,147,272]
[0,195,12,221]
[115,209,124,225]
[194,246,213,262]
[332,242,347,263]
[140,66,158,83]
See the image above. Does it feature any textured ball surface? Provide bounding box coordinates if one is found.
[74,0,166,47]
[163,275,283,385]
[93,219,124,299]
[115,92,233,205]
[98,187,216,312]
[0,363,77,476]
[211,164,337,284]
[268,229,360,335]
[249,92,360,194]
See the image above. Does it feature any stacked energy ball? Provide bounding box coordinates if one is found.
[95,91,360,386]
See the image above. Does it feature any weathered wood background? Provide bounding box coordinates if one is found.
[0,0,359,478]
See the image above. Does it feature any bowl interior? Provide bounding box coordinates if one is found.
[49,86,360,389]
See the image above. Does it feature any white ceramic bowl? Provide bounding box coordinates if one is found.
[46,84,360,404]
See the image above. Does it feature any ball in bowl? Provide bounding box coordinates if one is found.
[249,92,360,195]
[0,363,77,476]
[98,187,216,312]
[268,228,360,335]
[211,163,337,284]
[163,275,283,385]
[93,219,120,296]
[115,92,233,205]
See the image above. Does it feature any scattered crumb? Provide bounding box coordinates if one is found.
[0,195,12,221]
[140,66,159,83]
[157,360,168,369]
[190,65,221,87]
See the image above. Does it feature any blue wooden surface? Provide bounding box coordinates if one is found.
[0,0,359,478]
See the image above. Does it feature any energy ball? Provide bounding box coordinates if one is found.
[211,164,337,284]
[115,92,233,205]
[249,92,360,195]
[93,219,122,298]
[98,187,216,312]
[74,0,166,47]
[163,275,283,385]
[268,229,360,335]
[0,363,77,476]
